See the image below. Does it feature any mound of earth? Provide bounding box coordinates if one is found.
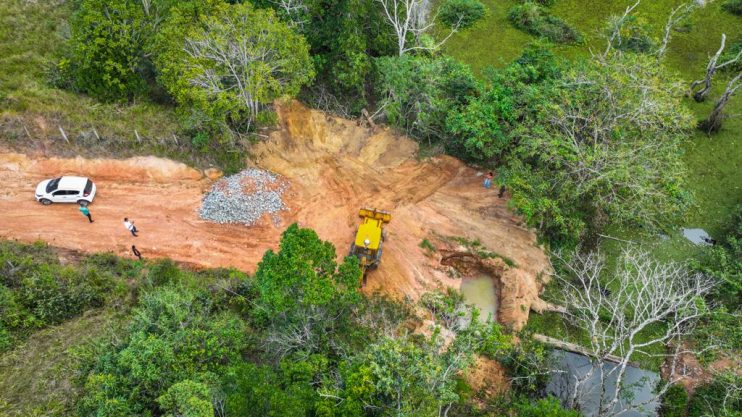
[0,101,550,329]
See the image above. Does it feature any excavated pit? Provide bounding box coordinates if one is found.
[0,100,550,330]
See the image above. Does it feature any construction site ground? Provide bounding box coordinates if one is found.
[0,101,549,329]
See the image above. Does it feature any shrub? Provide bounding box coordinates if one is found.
[606,15,656,53]
[439,0,487,29]
[68,0,148,101]
[687,373,742,417]
[508,2,582,44]
[722,0,742,16]
[513,396,582,417]
[0,242,130,351]
[376,55,478,145]
[694,205,742,307]
[77,285,246,415]
[658,384,688,417]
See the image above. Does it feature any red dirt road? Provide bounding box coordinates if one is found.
[0,102,550,328]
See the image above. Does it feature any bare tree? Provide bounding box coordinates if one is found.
[177,6,313,133]
[689,34,742,102]
[699,70,742,133]
[375,0,463,56]
[603,0,699,60]
[655,2,697,61]
[553,249,716,417]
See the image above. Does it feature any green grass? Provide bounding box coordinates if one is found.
[0,0,245,173]
[444,0,535,74]
[0,309,127,416]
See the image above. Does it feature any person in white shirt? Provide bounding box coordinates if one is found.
[123,218,138,237]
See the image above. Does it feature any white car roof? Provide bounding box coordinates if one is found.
[58,176,89,189]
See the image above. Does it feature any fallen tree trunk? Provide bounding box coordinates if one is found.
[533,334,641,368]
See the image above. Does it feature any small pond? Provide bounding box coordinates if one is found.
[545,350,660,417]
[460,275,498,322]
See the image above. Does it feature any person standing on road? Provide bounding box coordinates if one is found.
[132,245,143,260]
[79,204,93,223]
[483,171,494,189]
[498,184,507,198]
[124,218,138,237]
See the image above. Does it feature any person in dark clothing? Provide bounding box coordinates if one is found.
[498,185,506,198]
[79,204,93,223]
[132,245,143,260]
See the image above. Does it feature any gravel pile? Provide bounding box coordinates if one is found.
[199,169,287,225]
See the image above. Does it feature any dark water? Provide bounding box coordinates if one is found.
[546,350,660,417]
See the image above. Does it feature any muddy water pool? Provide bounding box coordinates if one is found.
[460,275,498,322]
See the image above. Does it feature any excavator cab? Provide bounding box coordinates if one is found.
[350,208,391,282]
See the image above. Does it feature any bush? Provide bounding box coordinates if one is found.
[0,242,140,351]
[439,0,487,29]
[722,0,742,16]
[687,373,742,417]
[512,396,581,417]
[68,0,148,101]
[508,2,582,44]
[375,55,478,145]
[77,284,246,415]
[694,205,742,307]
[606,15,656,54]
[658,384,688,417]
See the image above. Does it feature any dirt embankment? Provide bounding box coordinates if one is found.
[0,101,549,329]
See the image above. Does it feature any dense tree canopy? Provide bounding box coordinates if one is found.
[156,2,314,134]
[376,54,478,145]
[441,46,695,244]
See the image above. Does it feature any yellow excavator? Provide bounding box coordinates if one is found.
[349,208,391,284]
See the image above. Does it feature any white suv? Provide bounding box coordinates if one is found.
[35,176,97,206]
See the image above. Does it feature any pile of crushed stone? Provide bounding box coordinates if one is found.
[199,169,287,225]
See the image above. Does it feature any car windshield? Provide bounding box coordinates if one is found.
[46,178,61,193]
[84,179,93,194]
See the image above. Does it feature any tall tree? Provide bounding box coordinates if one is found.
[553,249,716,417]
[253,224,362,360]
[157,2,314,134]
[375,0,484,55]
[504,52,694,243]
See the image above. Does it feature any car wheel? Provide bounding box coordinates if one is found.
[77,200,89,207]
[40,198,52,206]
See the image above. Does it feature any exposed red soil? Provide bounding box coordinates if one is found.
[0,101,550,329]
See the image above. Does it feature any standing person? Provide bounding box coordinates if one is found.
[79,204,93,223]
[483,171,494,189]
[131,245,143,260]
[498,184,507,198]
[123,218,138,237]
